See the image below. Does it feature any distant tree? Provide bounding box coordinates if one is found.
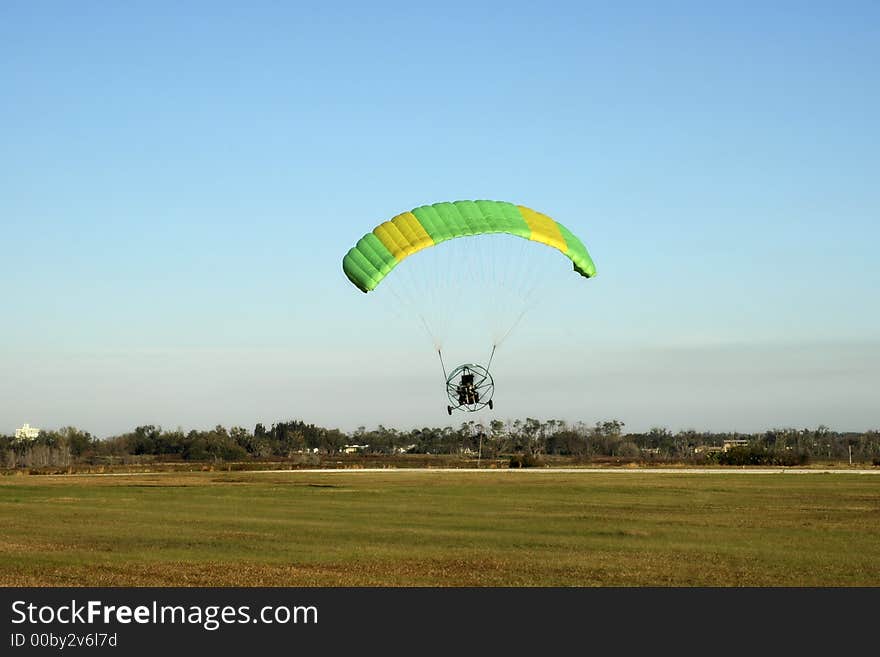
[57,427,94,457]
[617,441,640,458]
[183,430,209,460]
[591,420,626,456]
[129,425,161,455]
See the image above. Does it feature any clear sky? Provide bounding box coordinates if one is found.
[2,1,878,437]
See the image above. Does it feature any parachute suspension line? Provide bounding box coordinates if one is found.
[386,280,439,348]
[480,233,498,334]
[490,234,533,346]
[404,242,432,342]
[495,306,529,347]
[473,234,490,336]
[418,312,439,350]
[485,344,497,374]
[494,234,561,348]
[437,349,448,381]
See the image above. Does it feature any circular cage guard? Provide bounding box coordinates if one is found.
[446,363,494,414]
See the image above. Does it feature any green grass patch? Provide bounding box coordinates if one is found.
[1,471,878,586]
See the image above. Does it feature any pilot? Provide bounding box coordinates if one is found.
[458,373,477,405]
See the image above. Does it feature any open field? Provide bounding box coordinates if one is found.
[1,469,879,586]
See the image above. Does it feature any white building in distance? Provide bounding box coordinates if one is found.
[14,423,40,441]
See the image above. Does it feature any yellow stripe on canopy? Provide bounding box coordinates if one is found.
[517,205,568,253]
[374,211,435,261]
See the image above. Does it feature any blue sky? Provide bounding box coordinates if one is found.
[1,1,878,436]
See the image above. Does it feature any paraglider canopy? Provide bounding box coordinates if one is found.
[342,200,596,294]
[341,200,596,415]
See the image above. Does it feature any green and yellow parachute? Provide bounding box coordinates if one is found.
[342,200,596,293]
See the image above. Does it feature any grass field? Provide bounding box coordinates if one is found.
[1,469,878,586]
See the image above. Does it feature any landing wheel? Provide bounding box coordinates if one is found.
[488,400,493,410]
[447,406,453,415]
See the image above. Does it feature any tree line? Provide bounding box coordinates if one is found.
[2,419,879,469]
